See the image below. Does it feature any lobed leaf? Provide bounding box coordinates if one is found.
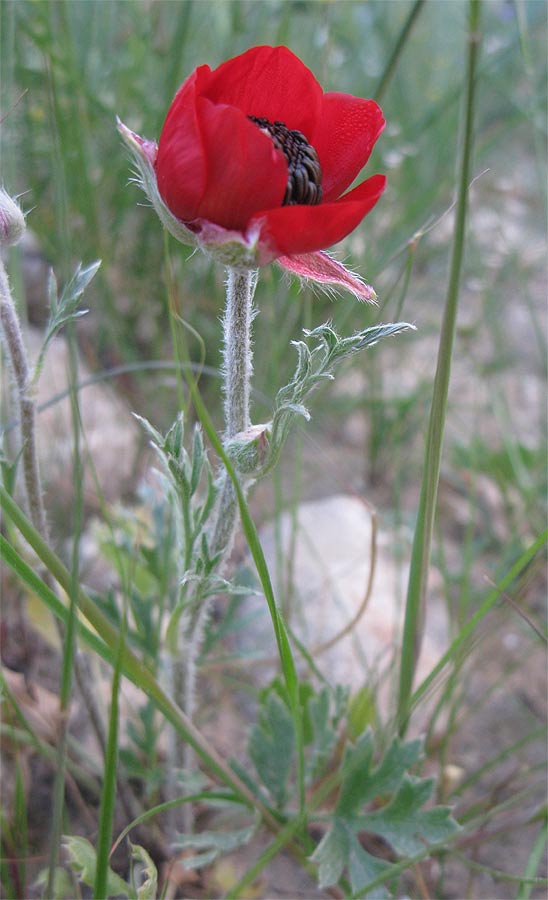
[248,689,295,809]
[175,824,256,869]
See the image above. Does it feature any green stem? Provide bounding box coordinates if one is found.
[47,334,83,896]
[374,0,426,103]
[397,0,481,735]
[93,609,126,900]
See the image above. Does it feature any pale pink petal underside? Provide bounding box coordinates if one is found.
[277,251,377,303]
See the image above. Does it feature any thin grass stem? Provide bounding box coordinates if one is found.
[47,328,85,896]
[374,0,426,102]
[397,0,482,735]
[93,607,126,900]
[516,818,548,900]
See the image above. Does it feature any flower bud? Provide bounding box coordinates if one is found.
[0,189,26,247]
[225,423,271,475]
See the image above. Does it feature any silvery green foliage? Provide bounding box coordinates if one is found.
[174,822,257,870]
[134,414,224,641]
[135,414,218,575]
[226,321,415,479]
[246,682,458,897]
[134,414,253,651]
[32,261,101,384]
[268,322,415,473]
[180,680,458,896]
[311,731,459,897]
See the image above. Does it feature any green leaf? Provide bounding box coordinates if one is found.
[337,735,422,817]
[248,688,294,808]
[32,261,100,383]
[132,413,164,449]
[33,865,77,900]
[261,320,414,479]
[190,425,205,495]
[310,819,349,889]
[347,686,378,740]
[305,686,340,781]
[175,824,256,869]
[312,737,459,893]
[359,775,460,857]
[359,738,423,806]
[130,843,158,900]
[336,732,374,818]
[347,830,392,898]
[62,836,130,898]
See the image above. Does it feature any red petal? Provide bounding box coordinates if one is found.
[277,251,378,302]
[193,98,287,231]
[252,174,386,259]
[201,45,323,138]
[155,66,210,221]
[313,95,385,201]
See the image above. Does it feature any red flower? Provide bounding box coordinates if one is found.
[118,45,386,301]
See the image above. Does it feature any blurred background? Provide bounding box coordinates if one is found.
[1,1,547,896]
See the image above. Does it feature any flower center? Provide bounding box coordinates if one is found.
[248,116,323,206]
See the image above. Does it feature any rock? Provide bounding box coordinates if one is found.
[19,328,141,516]
[18,230,52,326]
[238,494,448,727]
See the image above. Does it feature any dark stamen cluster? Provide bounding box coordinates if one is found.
[249,116,323,206]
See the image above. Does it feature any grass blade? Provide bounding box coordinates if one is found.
[397,0,482,735]
[93,607,126,899]
[374,0,426,102]
[516,817,548,900]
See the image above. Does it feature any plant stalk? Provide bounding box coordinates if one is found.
[0,260,47,535]
[397,0,481,735]
[170,266,257,832]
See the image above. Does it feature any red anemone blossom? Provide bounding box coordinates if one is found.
[118,45,386,301]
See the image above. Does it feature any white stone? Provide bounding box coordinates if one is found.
[241,494,449,725]
[22,328,140,512]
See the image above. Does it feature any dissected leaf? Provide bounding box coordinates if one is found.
[262,320,414,478]
[358,775,459,856]
[347,830,392,898]
[305,686,342,781]
[311,819,349,889]
[335,731,374,818]
[32,261,100,383]
[248,689,294,808]
[311,736,459,895]
[358,738,423,807]
[337,735,422,817]
[175,824,256,869]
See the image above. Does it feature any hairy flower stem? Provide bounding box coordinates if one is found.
[0,261,47,535]
[212,267,258,553]
[171,267,257,833]
[222,268,257,438]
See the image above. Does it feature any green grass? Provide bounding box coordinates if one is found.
[1,1,547,898]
